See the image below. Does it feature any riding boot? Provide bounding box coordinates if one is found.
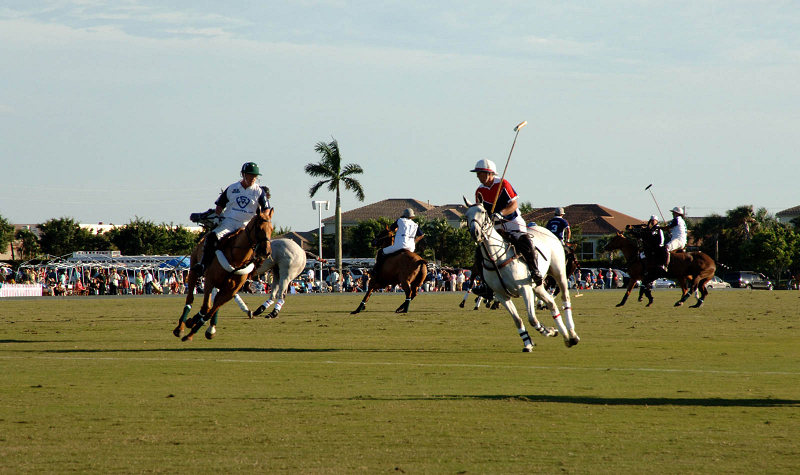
[515,234,543,286]
[470,246,494,300]
[193,233,218,274]
[662,247,670,272]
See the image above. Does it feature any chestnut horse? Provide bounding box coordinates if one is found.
[604,232,716,308]
[174,208,274,340]
[351,227,427,314]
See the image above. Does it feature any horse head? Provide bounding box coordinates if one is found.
[372,225,394,249]
[603,232,628,253]
[463,195,491,242]
[245,208,274,247]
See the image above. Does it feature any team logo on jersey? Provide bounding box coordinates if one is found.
[236,196,250,208]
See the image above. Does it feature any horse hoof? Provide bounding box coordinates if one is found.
[522,346,533,353]
[267,309,279,319]
[172,323,185,338]
[395,307,409,314]
[473,307,479,310]
[181,333,194,342]
[616,303,624,307]
[205,326,216,339]
[247,310,253,319]
[459,301,465,308]
[252,305,267,317]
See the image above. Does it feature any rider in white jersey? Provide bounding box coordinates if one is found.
[371,208,425,277]
[193,162,269,274]
[662,206,687,269]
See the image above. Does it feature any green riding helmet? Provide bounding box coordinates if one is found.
[241,162,262,176]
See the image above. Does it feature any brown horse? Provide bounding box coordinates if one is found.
[351,227,428,314]
[604,232,716,308]
[174,208,274,340]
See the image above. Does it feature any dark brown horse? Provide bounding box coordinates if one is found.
[174,208,274,340]
[351,227,428,314]
[604,232,716,308]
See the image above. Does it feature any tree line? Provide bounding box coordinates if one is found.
[3,205,800,279]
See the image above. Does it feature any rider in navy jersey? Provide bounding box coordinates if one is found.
[545,207,571,244]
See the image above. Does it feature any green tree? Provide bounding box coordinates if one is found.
[106,217,169,255]
[305,138,365,277]
[0,215,14,255]
[38,217,110,256]
[15,228,41,260]
[163,224,201,255]
[343,218,391,258]
[744,225,798,280]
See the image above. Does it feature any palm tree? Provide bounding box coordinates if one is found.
[305,138,365,279]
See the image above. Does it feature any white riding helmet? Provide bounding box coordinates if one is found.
[671,206,684,215]
[649,215,659,223]
[402,208,415,218]
[470,159,497,174]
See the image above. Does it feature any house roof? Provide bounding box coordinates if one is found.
[776,205,800,217]
[276,231,314,244]
[321,199,466,225]
[522,204,643,236]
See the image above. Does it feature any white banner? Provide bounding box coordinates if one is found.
[0,284,43,298]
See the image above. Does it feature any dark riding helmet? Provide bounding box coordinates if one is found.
[260,185,270,199]
[241,162,262,176]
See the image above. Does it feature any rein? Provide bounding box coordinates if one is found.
[470,211,521,298]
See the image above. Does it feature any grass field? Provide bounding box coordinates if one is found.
[1,289,799,473]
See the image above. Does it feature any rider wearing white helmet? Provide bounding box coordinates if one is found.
[471,158,543,288]
[662,206,687,269]
[193,162,270,274]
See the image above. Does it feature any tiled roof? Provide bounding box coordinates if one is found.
[522,204,643,236]
[776,205,800,217]
[322,199,439,224]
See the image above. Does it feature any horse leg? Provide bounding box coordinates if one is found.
[173,271,198,337]
[522,286,557,338]
[182,290,214,342]
[395,282,412,313]
[205,310,219,339]
[617,282,634,307]
[351,288,374,314]
[533,284,572,347]
[266,299,284,318]
[557,273,579,344]
[690,277,710,308]
[644,286,655,307]
[499,296,534,352]
[473,296,483,310]
[233,293,252,318]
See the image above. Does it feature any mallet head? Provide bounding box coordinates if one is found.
[514,121,527,132]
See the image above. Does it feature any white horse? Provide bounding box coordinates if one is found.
[251,238,307,319]
[464,198,580,351]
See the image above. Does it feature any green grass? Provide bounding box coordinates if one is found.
[1,289,799,473]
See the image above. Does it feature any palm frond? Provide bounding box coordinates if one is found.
[308,180,330,198]
[341,177,365,201]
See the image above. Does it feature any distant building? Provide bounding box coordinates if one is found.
[522,204,643,260]
[319,198,468,233]
[776,206,800,224]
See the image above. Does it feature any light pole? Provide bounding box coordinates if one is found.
[312,200,330,287]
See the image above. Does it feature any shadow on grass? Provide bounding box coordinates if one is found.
[28,347,339,353]
[354,394,800,407]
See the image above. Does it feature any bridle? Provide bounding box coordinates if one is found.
[468,205,520,297]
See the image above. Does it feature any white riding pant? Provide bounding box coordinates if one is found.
[666,237,686,252]
[495,214,527,238]
[212,217,248,240]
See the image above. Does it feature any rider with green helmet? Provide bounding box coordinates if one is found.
[193,162,270,274]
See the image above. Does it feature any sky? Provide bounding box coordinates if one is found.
[1,1,799,233]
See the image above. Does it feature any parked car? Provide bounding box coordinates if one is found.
[706,276,731,289]
[723,271,773,290]
[652,278,676,288]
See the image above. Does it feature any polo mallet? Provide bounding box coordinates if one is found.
[490,121,528,216]
[645,184,666,223]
